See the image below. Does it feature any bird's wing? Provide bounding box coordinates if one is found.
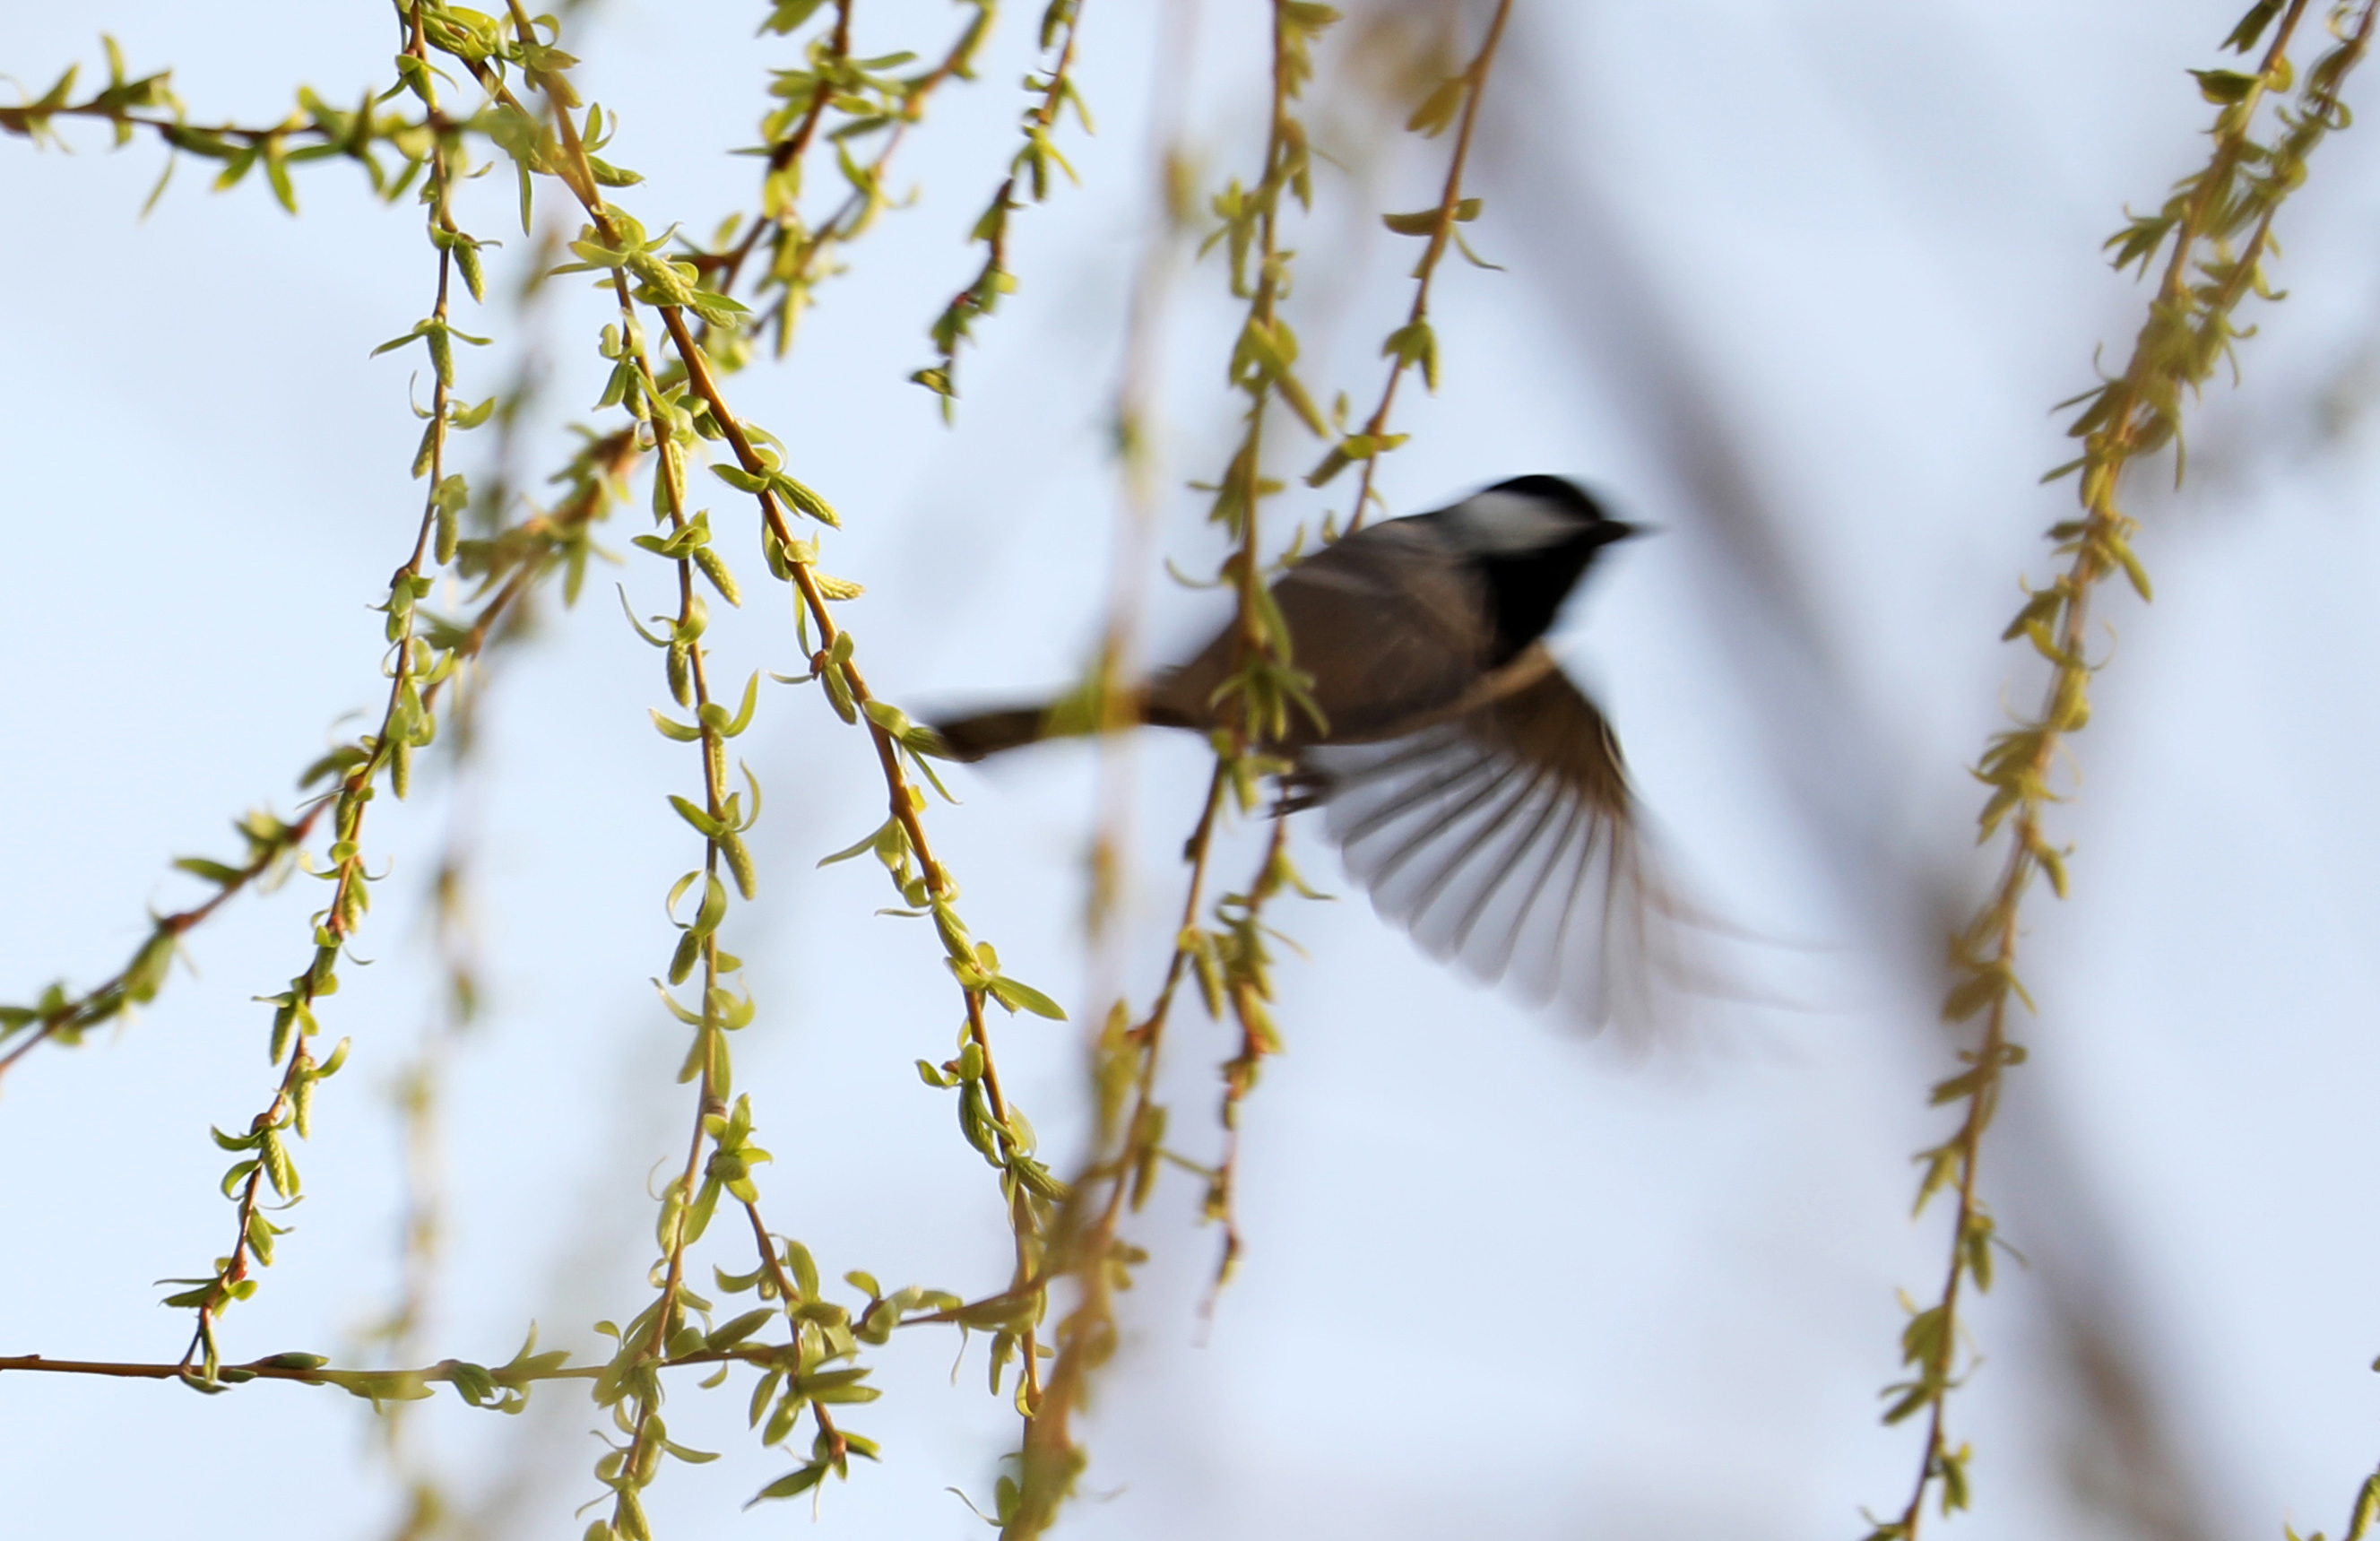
[1302,659,1693,1035]
[1150,524,1490,745]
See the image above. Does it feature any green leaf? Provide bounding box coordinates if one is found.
[771,472,842,528]
[668,794,723,839]
[785,1239,819,1300]
[719,672,761,738]
[2188,67,2259,104]
[123,930,175,1002]
[749,1464,827,1504]
[987,975,1067,1020]
[707,1308,777,1352]
[441,1360,497,1405]
[818,818,896,868]
[762,0,831,34]
[1406,75,1467,136]
[1382,319,1438,390]
[1940,967,2009,1024]
[1451,229,1504,272]
[653,979,704,1026]
[263,138,298,213]
[2223,0,2284,54]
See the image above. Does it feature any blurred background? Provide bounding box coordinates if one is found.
[5,1,2380,1537]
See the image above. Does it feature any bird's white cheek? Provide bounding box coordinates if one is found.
[1447,490,1585,553]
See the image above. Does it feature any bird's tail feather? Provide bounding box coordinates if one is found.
[931,704,1062,762]
[934,684,1203,761]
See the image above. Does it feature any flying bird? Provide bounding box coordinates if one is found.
[935,475,1693,1029]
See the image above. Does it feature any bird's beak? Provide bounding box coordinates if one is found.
[1597,520,1651,545]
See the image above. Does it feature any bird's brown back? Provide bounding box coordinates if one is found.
[1147,521,1492,748]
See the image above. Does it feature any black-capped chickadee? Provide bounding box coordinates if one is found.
[937,475,1685,1028]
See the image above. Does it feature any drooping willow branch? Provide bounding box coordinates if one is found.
[689,0,1001,357]
[1189,0,1519,1281]
[367,297,573,1436]
[458,1,1075,1519]
[0,37,499,1082]
[0,32,494,215]
[1868,3,2377,1535]
[0,805,318,1080]
[0,395,632,1087]
[1083,0,1200,951]
[160,4,510,1379]
[1005,6,1349,1537]
[3,3,1561,1537]
[1311,0,1513,529]
[913,0,1092,415]
[2296,1467,2380,1541]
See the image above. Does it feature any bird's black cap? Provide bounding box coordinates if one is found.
[1484,474,1639,544]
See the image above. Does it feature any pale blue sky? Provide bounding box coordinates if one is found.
[6,3,2380,1538]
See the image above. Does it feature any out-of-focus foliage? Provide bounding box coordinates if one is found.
[6,3,2380,1540]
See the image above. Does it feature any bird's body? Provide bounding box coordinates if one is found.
[1147,511,1569,748]
[935,476,1683,1028]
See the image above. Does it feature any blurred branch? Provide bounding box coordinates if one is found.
[912,0,1093,415]
[1484,9,1938,937]
[689,1,1001,356]
[1875,3,2377,1533]
[1479,7,2292,1538]
[2296,1470,2380,1541]
[1314,0,1513,525]
[1016,4,1348,1534]
[0,803,325,1080]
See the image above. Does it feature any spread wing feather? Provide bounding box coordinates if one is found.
[1305,665,1692,1034]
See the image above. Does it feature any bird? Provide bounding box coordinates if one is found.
[934,474,1692,1030]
